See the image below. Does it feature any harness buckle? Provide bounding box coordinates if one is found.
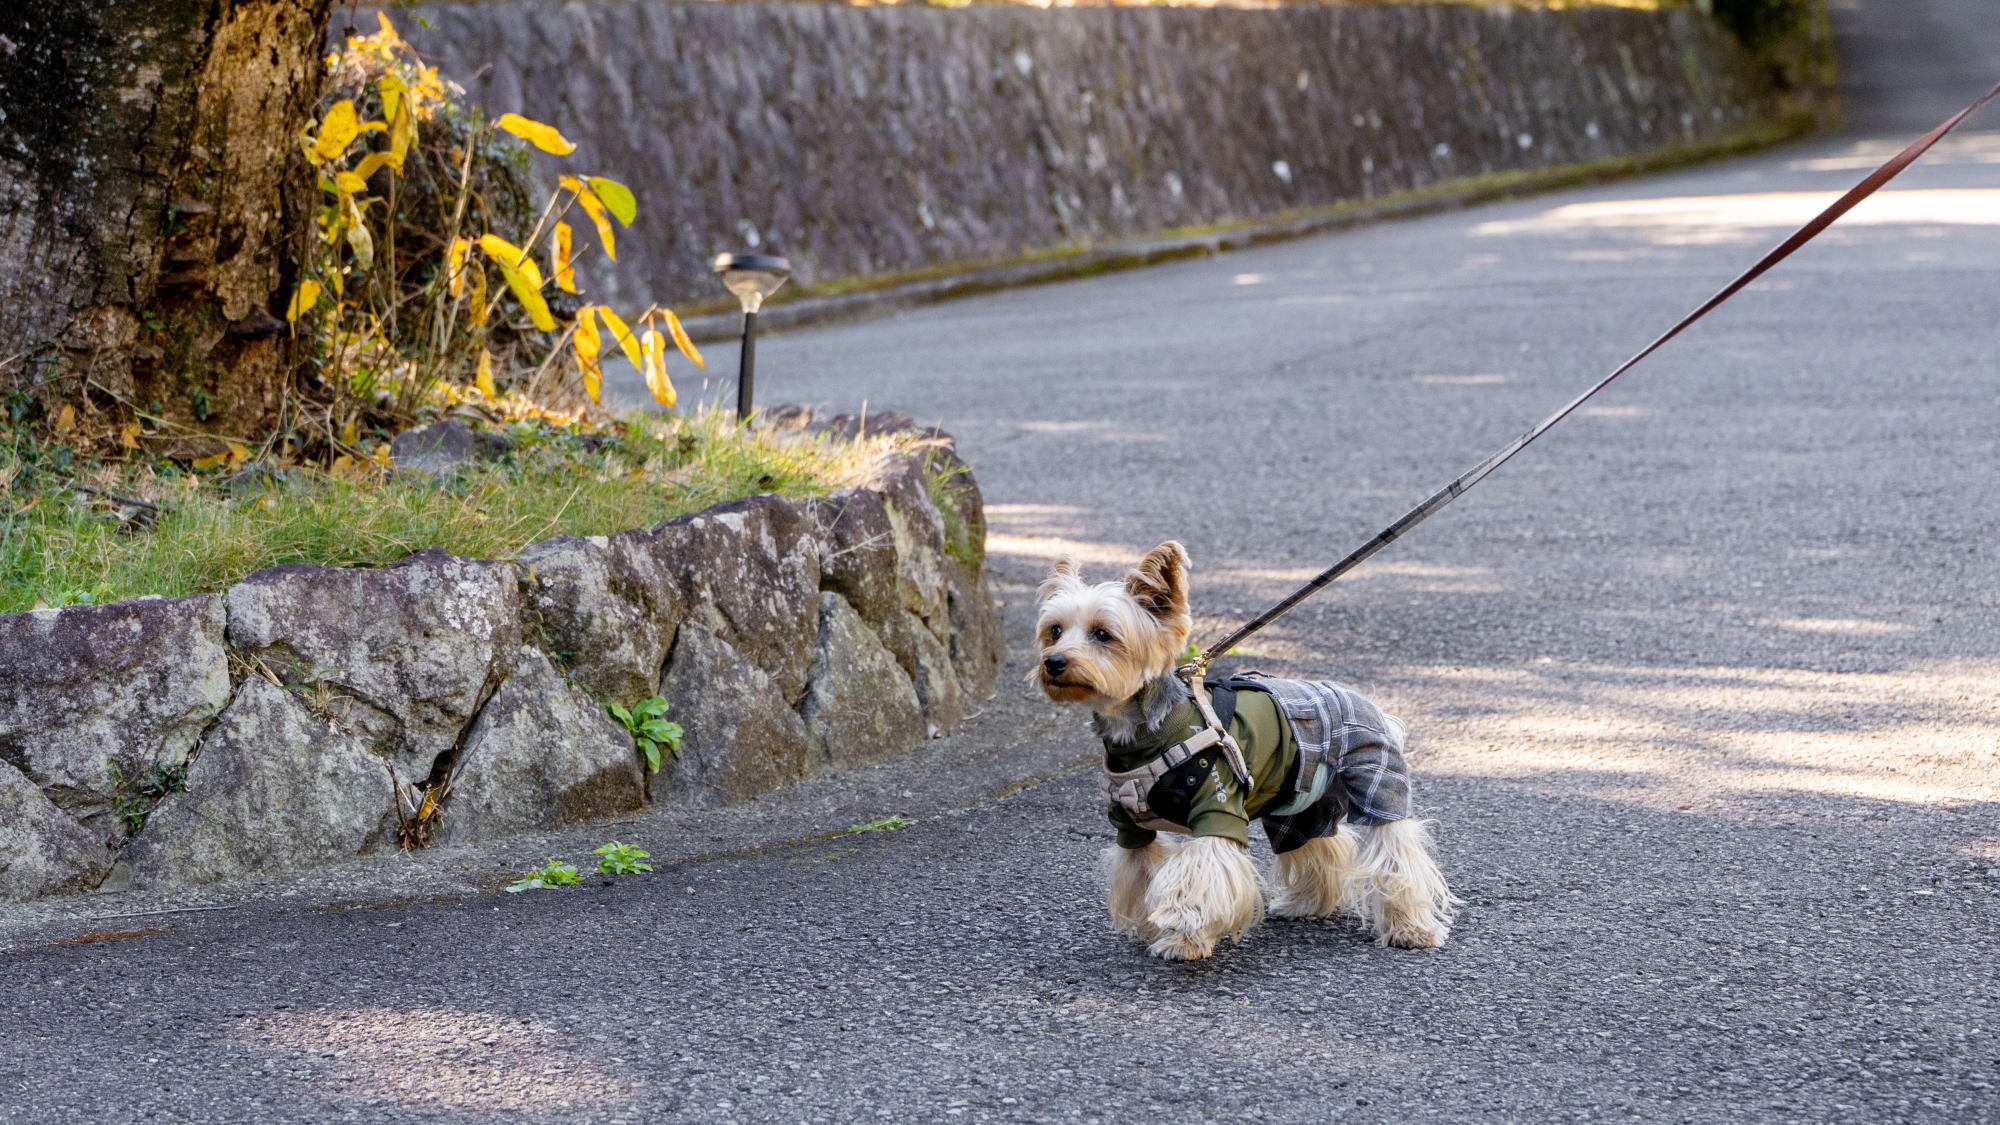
[1176,662,1252,790]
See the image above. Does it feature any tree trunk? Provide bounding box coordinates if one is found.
[0,0,331,444]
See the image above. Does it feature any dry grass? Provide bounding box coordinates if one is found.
[0,411,922,615]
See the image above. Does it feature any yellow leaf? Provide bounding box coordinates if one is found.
[53,404,75,434]
[346,219,374,269]
[192,452,227,471]
[286,279,322,322]
[353,151,397,182]
[380,74,413,170]
[334,170,368,196]
[664,309,705,369]
[311,100,364,162]
[597,308,644,370]
[470,268,489,326]
[478,235,553,332]
[476,350,497,401]
[585,177,637,226]
[340,418,359,446]
[563,175,616,262]
[372,442,393,465]
[118,423,142,450]
[390,109,414,170]
[498,262,554,332]
[227,442,248,469]
[552,222,577,294]
[640,329,675,407]
[496,113,576,155]
[447,237,470,297]
[330,454,355,475]
[477,234,544,286]
[572,306,603,403]
[379,74,406,136]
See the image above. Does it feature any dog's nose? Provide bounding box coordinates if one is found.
[1042,655,1067,679]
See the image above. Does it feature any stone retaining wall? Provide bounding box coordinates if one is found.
[0,411,1003,902]
[370,1,1785,308]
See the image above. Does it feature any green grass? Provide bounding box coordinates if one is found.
[0,412,923,615]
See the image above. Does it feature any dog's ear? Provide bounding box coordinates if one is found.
[1037,555,1084,602]
[1124,541,1190,624]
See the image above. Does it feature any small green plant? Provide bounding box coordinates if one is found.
[1177,642,1246,665]
[593,841,653,875]
[506,858,582,892]
[107,759,190,834]
[846,814,913,835]
[608,696,683,772]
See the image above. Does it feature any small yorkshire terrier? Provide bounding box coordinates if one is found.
[1033,541,1456,960]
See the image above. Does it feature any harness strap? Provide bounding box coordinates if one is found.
[1184,674,1253,789]
[1101,726,1223,830]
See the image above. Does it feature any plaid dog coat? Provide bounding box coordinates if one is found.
[1101,673,1413,854]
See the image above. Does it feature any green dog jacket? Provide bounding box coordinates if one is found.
[1102,674,1412,854]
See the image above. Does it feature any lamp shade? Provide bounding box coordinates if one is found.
[713,252,792,313]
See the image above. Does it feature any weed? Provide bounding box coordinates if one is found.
[846,815,913,835]
[294,14,702,453]
[925,457,983,572]
[506,858,583,892]
[1178,642,1247,665]
[593,841,653,875]
[0,412,922,614]
[608,696,683,773]
[107,759,190,834]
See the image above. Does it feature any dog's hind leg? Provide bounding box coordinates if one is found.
[1103,839,1178,941]
[1346,819,1458,949]
[1269,832,1361,919]
[1142,835,1265,961]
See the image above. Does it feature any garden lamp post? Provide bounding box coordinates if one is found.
[712,252,791,419]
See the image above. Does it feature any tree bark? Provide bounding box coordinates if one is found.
[0,0,331,442]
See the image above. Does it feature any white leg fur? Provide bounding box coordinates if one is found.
[1269,832,1361,919]
[1141,835,1265,961]
[1103,839,1178,940]
[1345,819,1458,948]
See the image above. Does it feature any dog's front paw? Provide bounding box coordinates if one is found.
[1380,918,1449,949]
[1146,930,1216,961]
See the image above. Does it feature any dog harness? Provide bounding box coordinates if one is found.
[1101,674,1412,853]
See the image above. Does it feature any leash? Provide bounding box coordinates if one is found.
[1179,77,2000,685]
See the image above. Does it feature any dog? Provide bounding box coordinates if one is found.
[1032,541,1456,960]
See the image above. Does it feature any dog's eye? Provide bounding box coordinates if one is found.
[1047,624,1062,641]
[1090,627,1114,644]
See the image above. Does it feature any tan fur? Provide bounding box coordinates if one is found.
[1036,544,1458,959]
[1142,835,1265,961]
[1269,832,1361,920]
[1029,541,1191,718]
[1103,839,1178,940]
[1123,541,1191,631]
[1345,819,1458,948]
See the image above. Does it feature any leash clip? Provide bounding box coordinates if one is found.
[1176,660,1252,790]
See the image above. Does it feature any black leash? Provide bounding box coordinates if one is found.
[1189,78,2000,675]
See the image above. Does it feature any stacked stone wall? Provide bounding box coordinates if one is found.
[371,2,1785,306]
[0,411,1003,902]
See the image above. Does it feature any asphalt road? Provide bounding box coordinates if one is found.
[5,3,1998,1122]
